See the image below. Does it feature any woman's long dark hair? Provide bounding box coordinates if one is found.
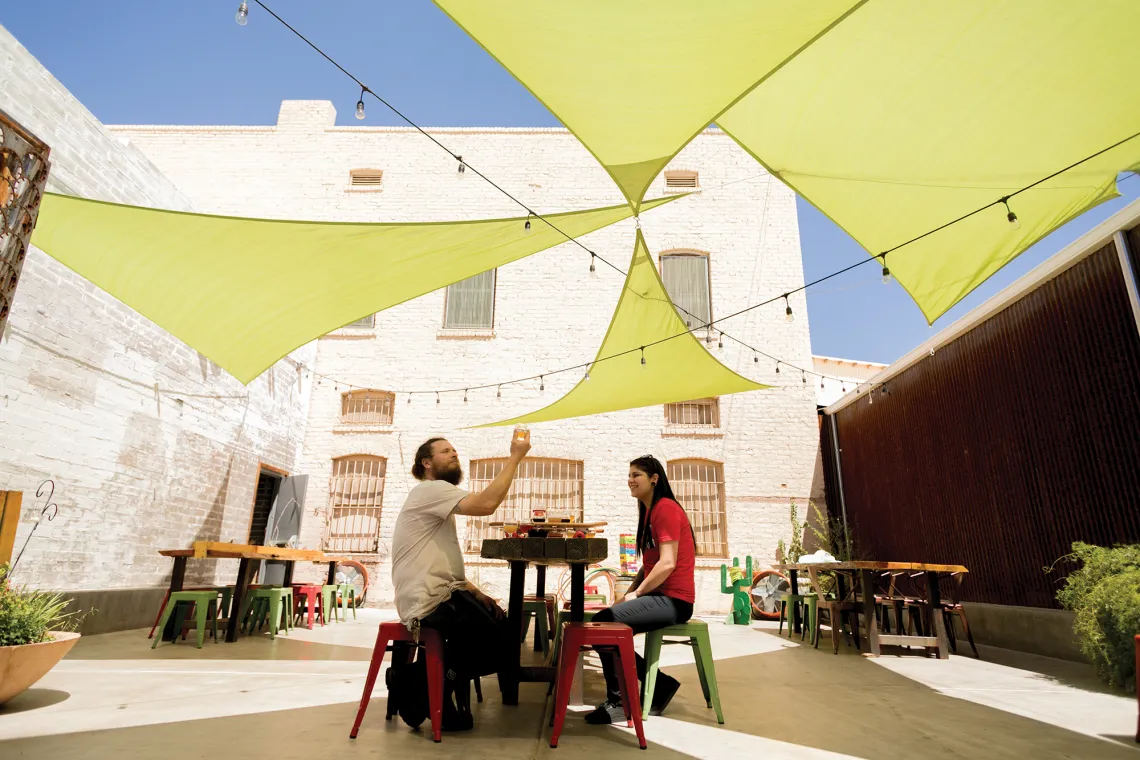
[631,455,689,554]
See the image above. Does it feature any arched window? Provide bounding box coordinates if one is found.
[340,389,395,425]
[325,455,387,553]
[463,458,584,552]
[667,458,727,557]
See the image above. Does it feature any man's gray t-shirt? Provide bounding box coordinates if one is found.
[391,479,469,626]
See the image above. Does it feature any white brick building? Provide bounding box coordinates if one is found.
[111,101,821,612]
[3,17,820,620]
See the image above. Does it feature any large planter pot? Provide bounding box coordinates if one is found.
[0,631,80,705]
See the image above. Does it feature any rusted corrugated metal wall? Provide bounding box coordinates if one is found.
[827,234,1140,609]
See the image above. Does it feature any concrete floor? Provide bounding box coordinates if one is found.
[0,609,1135,759]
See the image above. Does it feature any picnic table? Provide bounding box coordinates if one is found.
[480,527,608,705]
[774,561,969,659]
[158,541,352,643]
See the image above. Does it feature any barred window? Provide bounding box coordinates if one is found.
[325,455,386,553]
[463,458,584,552]
[664,170,699,189]
[667,459,728,557]
[349,168,384,187]
[340,390,395,425]
[443,269,496,329]
[664,397,720,428]
[660,253,711,331]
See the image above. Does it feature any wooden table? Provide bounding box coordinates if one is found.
[775,561,969,659]
[158,541,351,643]
[480,536,608,705]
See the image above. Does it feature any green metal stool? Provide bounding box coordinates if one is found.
[548,608,598,667]
[779,593,819,644]
[520,599,551,658]
[151,590,220,649]
[240,587,294,639]
[322,585,340,624]
[338,583,357,620]
[642,620,724,723]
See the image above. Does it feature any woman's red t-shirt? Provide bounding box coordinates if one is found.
[641,497,696,604]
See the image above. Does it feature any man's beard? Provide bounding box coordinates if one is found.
[437,462,464,486]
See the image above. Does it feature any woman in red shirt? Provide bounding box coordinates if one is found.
[585,455,696,725]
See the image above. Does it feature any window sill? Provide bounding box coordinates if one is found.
[321,328,376,340]
[334,424,395,435]
[663,187,699,195]
[344,187,384,193]
[437,328,496,340]
[661,427,724,439]
[695,557,736,569]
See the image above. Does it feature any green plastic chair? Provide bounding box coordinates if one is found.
[642,620,724,723]
[338,583,357,620]
[520,599,551,658]
[151,590,220,649]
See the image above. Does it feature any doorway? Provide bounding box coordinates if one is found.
[247,468,283,546]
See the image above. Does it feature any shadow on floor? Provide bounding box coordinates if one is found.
[63,627,373,662]
[0,690,71,714]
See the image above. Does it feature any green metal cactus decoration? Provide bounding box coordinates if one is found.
[720,555,754,625]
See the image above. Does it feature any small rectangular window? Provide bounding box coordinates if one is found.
[341,390,395,425]
[444,269,496,330]
[664,170,699,189]
[342,314,375,329]
[664,398,720,428]
[349,169,384,187]
[660,253,712,330]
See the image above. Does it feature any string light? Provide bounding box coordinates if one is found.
[775,362,780,373]
[463,389,468,403]
[869,388,874,405]
[821,377,825,389]
[496,385,502,399]
[754,351,759,364]
[1001,196,1020,229]
[436,392,440,404]
[802,371,807,385]
[880,254,891,285]
[539,375,545,392]
[784,295,794,323]
[584,368,591,381]
[640,346,647,367]
[524,213,533,232]
[235,2,249,25]
[407,393,411,404]
[355,88,366,120]
[589,253,596,274]
[456,155,466,175]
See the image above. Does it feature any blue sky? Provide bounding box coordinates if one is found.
[5,1,1138,365]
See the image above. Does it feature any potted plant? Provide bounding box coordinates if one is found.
[0,563,83,705]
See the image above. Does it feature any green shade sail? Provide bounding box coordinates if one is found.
[31,192,677,384]
[476,230,768,427]
[438,0,1140,322]
[719,0,1140,322]
[434,0,863,212]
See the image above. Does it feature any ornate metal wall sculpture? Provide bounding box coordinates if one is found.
[0,108,51,335]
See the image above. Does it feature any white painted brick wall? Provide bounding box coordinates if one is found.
[113,100,824,614]
[0,27,314,591]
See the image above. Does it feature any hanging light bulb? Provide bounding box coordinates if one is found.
[705,330,712,345]
[407,394,412,405]
[880,254,892,285]
[539,376,545,392]
[235,2,249,25]
[640,346,647,367]
[524,213,533,233]
[355,96,366,121]
[436,392,440,404]
[842,384,847,393]
[754,352,759,364]
[1002,196,1020,229]
[496,385,502,399]
[869,389,874,405]
[717,332,724,350]
[775,362,780,373]
[463,389,468,403]
[784,295,794,323]
[821,377,825,389]
[801,371,807,385]
[456,155,466,175]
[585,368,591,382]
[589,253,596,274]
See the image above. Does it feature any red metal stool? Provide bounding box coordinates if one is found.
[350,622,445,743]
[291,584,324,629]
[550,622,647,750]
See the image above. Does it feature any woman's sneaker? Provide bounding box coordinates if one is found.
[584,700,627,725]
